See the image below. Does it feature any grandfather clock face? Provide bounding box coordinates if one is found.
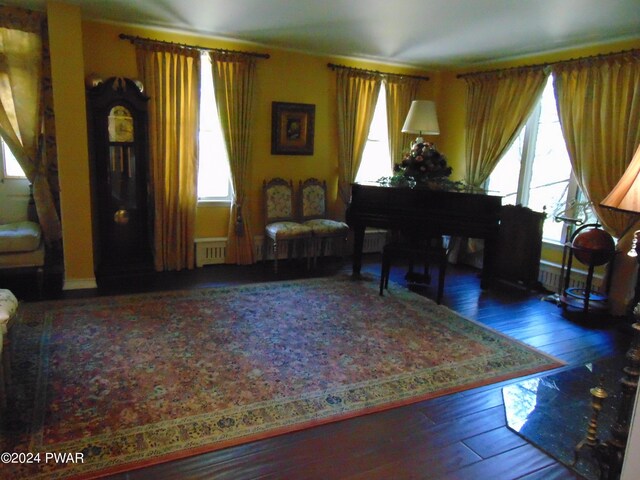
[107,105,138,221]
[108,105,134,142]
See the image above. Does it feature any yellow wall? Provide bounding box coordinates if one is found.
[76,20,433,272]
[47,7,638,285]
[47,1,96,288]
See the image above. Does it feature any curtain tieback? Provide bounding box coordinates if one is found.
[235,203,245,237]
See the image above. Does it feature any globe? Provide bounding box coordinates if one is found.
[572,228,615,266]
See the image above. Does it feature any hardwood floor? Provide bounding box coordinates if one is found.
[6,255,632,479]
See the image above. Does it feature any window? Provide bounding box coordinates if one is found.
[355,84,392,183]
[487,75,590,244]
[1,139,26,178]
[197,53,233,203]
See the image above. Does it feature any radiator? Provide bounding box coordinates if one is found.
[538,260,605,294]
[195,228,389,267]
[194,237,227,266]
[361,228,388,253]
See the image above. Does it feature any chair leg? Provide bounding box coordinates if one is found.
[384,255,392,290]
[36,266,44,299]
[262,236,268,265]
[312,238,319,268]
[273,241,279,274]
[380,252,390,295]
[340,236,348,264]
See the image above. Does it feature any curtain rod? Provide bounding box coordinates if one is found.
[118,33,270,59]
[327,63,429,81]
[456,48,640,79]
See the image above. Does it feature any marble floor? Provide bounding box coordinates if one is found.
[503,354,628,480]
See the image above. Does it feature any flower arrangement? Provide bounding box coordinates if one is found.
[396,141,452,182]
[378,141,462,189]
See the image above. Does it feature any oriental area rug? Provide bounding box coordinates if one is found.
[1,275,563,479]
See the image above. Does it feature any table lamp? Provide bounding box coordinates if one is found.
[402,100,439,145]
[596,143,640,478]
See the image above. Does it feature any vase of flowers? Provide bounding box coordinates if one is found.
[377,141,456,189]
[396,141,451,182]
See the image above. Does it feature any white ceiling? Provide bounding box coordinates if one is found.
[13,0,640,68]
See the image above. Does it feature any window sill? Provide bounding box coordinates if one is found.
[542,239,566,251]
[197,199,232,207]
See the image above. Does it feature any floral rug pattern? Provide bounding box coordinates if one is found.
[1,275,562,479]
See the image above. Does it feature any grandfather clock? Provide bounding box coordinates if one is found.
[86,77,153,276]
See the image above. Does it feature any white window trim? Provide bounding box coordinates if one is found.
[488,75,589,247]
[1,139,27,180]
[197,52,233,205]
[356,84,392,184]
[197,197,233,207]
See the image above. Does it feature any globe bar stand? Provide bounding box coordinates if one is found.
[559,224,615,316]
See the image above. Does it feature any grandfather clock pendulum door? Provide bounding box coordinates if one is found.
[87,77,153,275]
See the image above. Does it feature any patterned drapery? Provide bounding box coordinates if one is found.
[0,6,61,243]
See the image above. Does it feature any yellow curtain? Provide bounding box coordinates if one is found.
[552,52,640,238]
[136,44,200,271]
[210,52,257,265]
[336,69,382,211]
[464,68,549,186]
[0,6,61,243]
[384,76,421,169]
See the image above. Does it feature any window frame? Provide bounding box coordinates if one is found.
[487,76,586,246]
[1,138,27,180]
[196,53,234,205]
[355,83,393,184]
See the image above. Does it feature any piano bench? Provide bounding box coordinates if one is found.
[379,242,448,304]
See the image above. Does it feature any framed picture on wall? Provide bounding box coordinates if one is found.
[271,102,315,155]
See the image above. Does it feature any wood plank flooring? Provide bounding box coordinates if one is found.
[8,255,632,479]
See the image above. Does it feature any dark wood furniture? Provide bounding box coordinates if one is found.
[86,77,153,277]
[346,183,502,287]
[379,238,449,303]
[493,204,546,290]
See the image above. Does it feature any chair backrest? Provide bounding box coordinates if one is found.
[299,178,327,221]
[264,178,296,223]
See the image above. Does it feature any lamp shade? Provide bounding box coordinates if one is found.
[601,144,640,214]
[401,100,440,135]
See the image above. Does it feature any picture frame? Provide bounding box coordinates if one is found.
[271,102,315,155]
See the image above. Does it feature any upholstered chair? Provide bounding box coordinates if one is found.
[0,289,18,409]
[0,221,45,297]
[299,178,349,265]
[263,178,313,273]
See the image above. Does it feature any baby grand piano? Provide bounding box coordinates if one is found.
[346,182,502,288]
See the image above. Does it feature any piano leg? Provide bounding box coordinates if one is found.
[351,225,365,277]
[481,237,497,289]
